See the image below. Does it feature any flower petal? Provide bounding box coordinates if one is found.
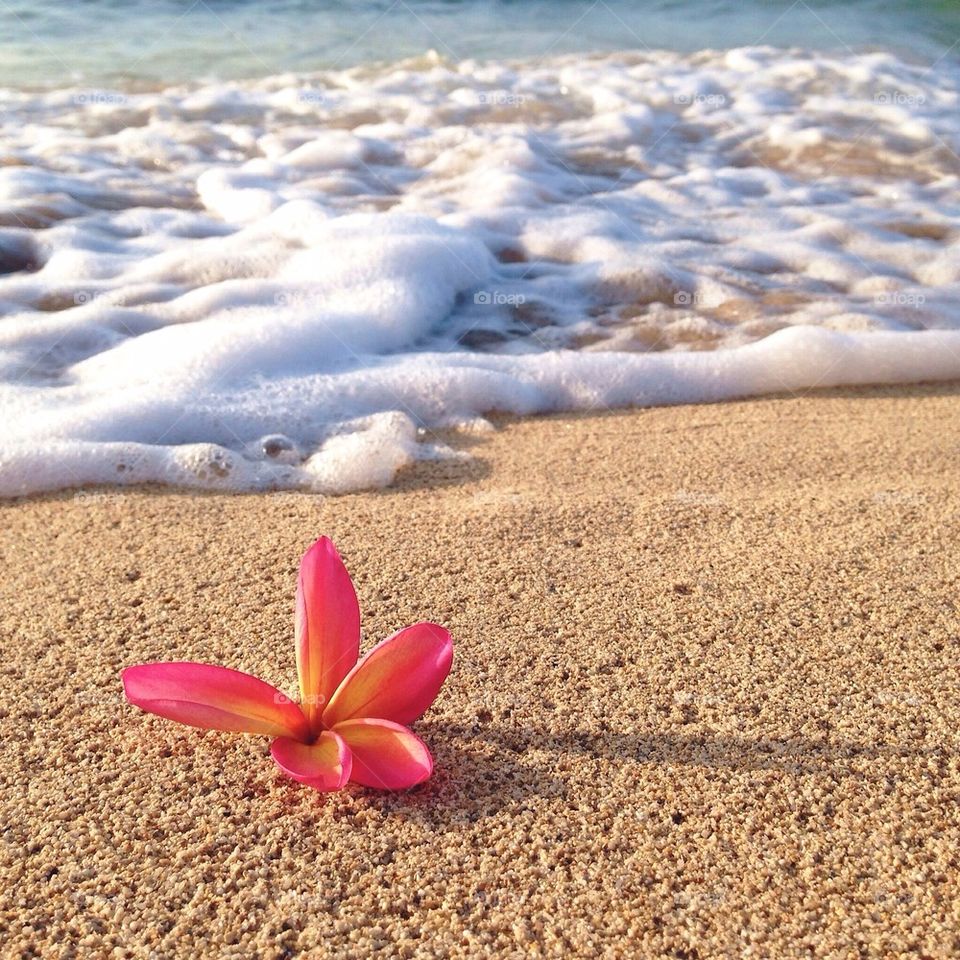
[296,537,361,733]
[322,622,452,727]
[270,731,352,791]
[333,718,433,790]
[122,662,310,740]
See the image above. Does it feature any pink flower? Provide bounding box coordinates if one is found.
[122,538,452,792]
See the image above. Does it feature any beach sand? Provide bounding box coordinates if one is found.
[2,383,960,958]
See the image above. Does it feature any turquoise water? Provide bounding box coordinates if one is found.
[2,0,958,88]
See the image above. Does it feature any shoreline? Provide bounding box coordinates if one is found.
[3,383,960,957]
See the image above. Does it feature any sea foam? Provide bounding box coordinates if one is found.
[1,48,959,495]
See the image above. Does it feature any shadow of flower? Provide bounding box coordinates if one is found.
[358,720,946,827]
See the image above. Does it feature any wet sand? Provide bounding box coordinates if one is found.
[2,383,960,957]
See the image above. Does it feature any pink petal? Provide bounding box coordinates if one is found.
[122,662,310,740]
[322,622,452,727]
[270,731,352,791]
[295,537,361,733]
[333,718,433,790]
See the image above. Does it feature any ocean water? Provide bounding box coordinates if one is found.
[1,2,960,495]
[3,0,959,88]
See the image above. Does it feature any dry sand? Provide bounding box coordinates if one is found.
[2,383,960,958]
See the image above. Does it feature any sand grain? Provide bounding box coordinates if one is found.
[2,385,960,958]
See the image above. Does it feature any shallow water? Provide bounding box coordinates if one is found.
[1,6,959,495]
[3,0,958,89]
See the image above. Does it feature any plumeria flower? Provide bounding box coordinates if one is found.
[122,537,452,792]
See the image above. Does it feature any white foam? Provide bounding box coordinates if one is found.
[1,47,960,496]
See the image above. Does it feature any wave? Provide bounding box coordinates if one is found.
[1,47,959,494]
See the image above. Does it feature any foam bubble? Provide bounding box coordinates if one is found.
[1,47,960,496]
